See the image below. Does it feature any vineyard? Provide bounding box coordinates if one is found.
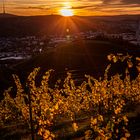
[0,54,140,140]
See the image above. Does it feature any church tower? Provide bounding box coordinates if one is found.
[3,0,6,14]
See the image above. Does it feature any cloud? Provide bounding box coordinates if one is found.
[102,0,140,4]
[71,5,94,9]
[102,0,121,4]
[1,0,140,16]
[26,6,49,10]
[14,5,50,10]
[121,0,140,4]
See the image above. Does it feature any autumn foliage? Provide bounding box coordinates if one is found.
[0,54,140,140]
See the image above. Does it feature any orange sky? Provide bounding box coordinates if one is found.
[0,0,140,16]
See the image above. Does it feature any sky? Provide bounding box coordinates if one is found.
[0,0,140,16]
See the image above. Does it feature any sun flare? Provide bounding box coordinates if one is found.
[60,9,74,17]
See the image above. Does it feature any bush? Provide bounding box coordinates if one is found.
[0,55,140,140]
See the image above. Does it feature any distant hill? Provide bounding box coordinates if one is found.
[0,13,17,18]
[0,14,139,37]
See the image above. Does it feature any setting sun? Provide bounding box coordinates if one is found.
[60,9,74,17]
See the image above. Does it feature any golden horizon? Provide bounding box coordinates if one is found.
[0,0,140,16]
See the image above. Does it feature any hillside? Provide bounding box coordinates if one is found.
[0,15,139,37]
[0,39,140,139]
[0,39,139,95]
[12,40,139,85]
